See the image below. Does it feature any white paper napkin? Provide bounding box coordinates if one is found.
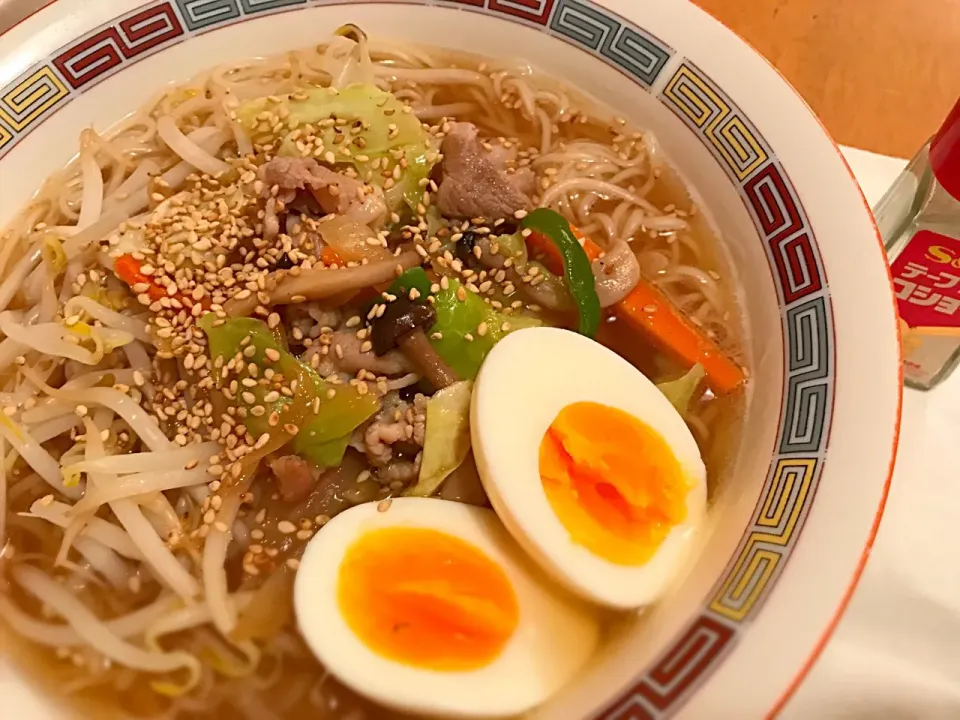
[784,148,960,719]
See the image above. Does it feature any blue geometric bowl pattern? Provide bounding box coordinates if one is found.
[0,1,835,717]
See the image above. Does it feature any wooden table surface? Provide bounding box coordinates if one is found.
[693,0,960,159]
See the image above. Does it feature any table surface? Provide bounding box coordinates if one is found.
[693,0,959,159]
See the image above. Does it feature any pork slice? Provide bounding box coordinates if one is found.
[361,393,427,487]
[484,140,536,197]
[303,330,412,377]
[435,123,532,220]
[334,330,412,376]
[269,455,321,503]
[504,166,536,198]
[377,455,422,485]
[258,157,366,216]
[263,197,280,242]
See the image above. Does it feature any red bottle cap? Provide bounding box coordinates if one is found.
[930,96,960,201]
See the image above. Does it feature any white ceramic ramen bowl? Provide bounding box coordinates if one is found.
[0,0,901,717]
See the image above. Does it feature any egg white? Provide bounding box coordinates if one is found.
[471,326,707,610]
[294,497,600,718]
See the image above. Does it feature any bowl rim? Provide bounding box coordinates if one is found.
[691,8,900,716]
[0,0,901,717]
[758,98,900,720]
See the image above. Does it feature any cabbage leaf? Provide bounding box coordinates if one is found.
[405,380,473,498]
[236,84,434,213]
[656,364,706,415]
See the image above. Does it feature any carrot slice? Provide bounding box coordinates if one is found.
[114,254,210,310]
[614,282,744,394]
[526,229,601,274]
[114,254,165,302]
[320,246,344,266]
[524,228,745,394]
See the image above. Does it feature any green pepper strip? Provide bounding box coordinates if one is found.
[387,266,433,302]
[520,208,601,337]
[359,266,433,321]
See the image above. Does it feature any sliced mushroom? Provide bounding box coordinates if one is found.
[397,331,458,390]
[592,240,641,308]
[371,297,458,389]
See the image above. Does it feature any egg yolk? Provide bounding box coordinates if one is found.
[539,401,690,565]
[337,527,520,671]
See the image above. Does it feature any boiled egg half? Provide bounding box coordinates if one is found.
[471,327,707,609]
[294,497,599,718]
